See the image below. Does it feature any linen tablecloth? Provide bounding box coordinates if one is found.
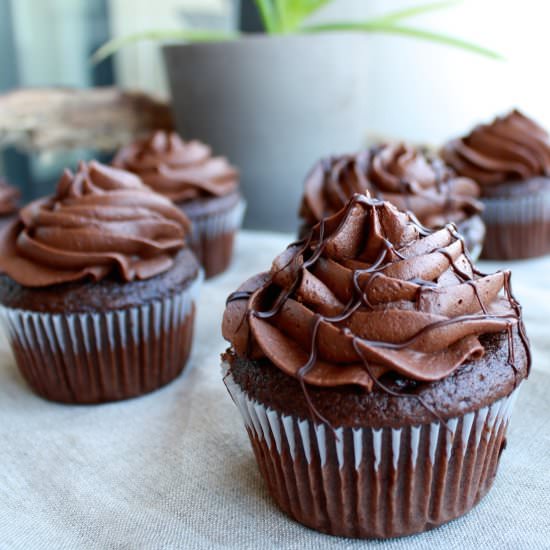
[1,230,549,550]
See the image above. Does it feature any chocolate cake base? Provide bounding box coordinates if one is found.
[180,191,245,279]
[226,331,527,428]
[223,330,528,538]
[0,249,200,313]
[0,250,202,404]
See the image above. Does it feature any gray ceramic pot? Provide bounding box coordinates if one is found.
[163,34,368,231]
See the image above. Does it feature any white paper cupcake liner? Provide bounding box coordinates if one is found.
[0,273,202,404]
[184,199,246,278]
[223,364,521,539]
[481,192,550,259]
[482,192,550,224]
[186,198,246,242]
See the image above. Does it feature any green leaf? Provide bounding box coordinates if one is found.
[280,0,331,31]
[369,1,462,24]
[274,0,292,32]
[91,1,501,63]
[379,24,503,59]
[254,0,279,33]
[302,21,503,59]
[255,0,331,34]
[91,29,238,64]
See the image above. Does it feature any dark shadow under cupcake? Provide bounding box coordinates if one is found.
[113,131,245,278]
[299,143,485,259]
[442,109,550,260]
[0,161,202,404]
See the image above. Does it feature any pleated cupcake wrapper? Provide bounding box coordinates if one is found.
[223,364,521,539]
[184,199,246,278]
[0,273,202,404]
[481,191,550,258]
[482,191,550,224]
[187,199,246,243]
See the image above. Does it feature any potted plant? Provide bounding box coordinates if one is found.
[94,1,498,231]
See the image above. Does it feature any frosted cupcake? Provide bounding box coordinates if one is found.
[222,193,530,538]
[442,110,550,259]
[0,161,201,403]
[300,143,485,258]
[113,131,245,278]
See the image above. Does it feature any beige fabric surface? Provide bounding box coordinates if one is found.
[1,230,549,550]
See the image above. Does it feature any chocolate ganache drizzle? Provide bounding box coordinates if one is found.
[224,194,529,416]
[0,177,20,216]
[113,130,239,203]
[0,161,191,287]
[300,143,482,230]
[442,110,550,186]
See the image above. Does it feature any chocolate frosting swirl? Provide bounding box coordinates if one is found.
[113,131,239,202]
[300,143,482,230]
[0,177,20,216]
[0,161,191,287]
[224,194,528,393]
[442,110,550,185]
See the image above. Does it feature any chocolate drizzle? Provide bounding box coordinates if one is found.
[226,290,253,305]
[223,194,530,424]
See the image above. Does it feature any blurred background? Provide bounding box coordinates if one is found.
[1,0,549,226]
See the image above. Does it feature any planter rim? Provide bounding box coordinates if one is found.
[162,31,364,51]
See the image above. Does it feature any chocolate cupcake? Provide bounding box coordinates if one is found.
[222,194,530,539]
[113,131,245,278]
[0,177,20,230]
[299,143,485,259]
[0,161,202,404]
[442,110,550,260]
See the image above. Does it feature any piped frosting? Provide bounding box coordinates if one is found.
[442,110,550,186]
[300,143,482,230]
[224,194,529,394]
[113,130,239,202]
[0,161,190,287]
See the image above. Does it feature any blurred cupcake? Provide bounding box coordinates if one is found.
[113,131,245,278]
[299,143,485,258]
[442,110,550,260]
[0,161,202,404]
[222,193,530,539]
[0,177,20,230]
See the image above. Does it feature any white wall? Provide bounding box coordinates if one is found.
[105,0,550,145]
[108,0,238,98]
[313,0,550,145]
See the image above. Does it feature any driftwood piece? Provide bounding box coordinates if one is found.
[0,87,174,152]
